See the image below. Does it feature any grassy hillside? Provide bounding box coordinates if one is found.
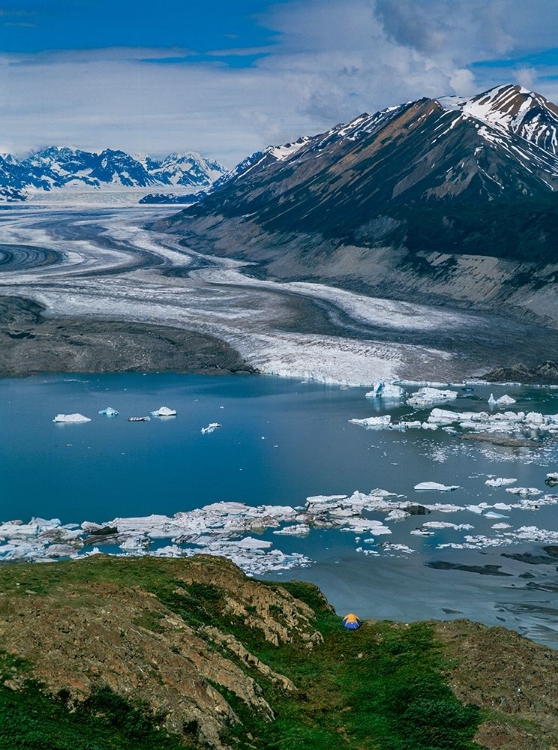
[0,556,555,749]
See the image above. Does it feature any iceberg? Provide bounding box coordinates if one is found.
[201,422,222,434]
[407,388,458,408]
[365,382,405,400]
[53,413,91,423]
[414,482,460,492]
[505,487,542,497]
[150,406,177,417]
[488,394,516,407]
[348,415,391,429]
[99,407,118,417]
[485,478,517,487]
[545,473,558,487]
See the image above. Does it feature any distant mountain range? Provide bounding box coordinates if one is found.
[159,84,558,329]
[0,148,227,199]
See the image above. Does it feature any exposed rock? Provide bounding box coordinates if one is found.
[0,555,320,748]
[403,504,431,516]
[483,361,558,385]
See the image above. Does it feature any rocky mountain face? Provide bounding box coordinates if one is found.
[160,84,558,328]
[1,555,558,749]
[0,148,227,197]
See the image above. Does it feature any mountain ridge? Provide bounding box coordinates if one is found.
[0,147,227,198]
[158,83,558,328]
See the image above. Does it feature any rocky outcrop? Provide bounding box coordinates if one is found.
[0,556,319,748]
[483,361,558,384]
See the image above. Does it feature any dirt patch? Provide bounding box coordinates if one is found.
[0,296,254,376]
[435,619,558,749]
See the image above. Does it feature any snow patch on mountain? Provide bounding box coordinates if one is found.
[0,147,227,196]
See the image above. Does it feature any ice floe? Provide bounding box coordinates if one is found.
[414,482,460,492]
[488,393,517,407]
[351,405,558,438]
[150,406,177,417]
[53,413,91,423]
[505,487,542,497]
[485,477,517,487]
[348,415,391,429]
[99,407,118,417]
[201,422,222,434]
[546,472,558,486]
[406,388,458,408]
[365,382,405,400]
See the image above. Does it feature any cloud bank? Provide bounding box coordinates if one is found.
[1,0,558,166]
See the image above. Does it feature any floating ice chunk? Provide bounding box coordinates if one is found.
[53,413,91,423]
[150,406,177,417]
[385,509,409,521]
[495,394,516,406]
[546,472,558,487]
[465,505,485,514]
[201,422,222,434]
[407,388,458,408]
[414,482,459,492]
[119,535,151,552]
[423,521,474,530]
[381,543,414,554]
[492,523,512,529]
[99,407,118,417]
[506,487,542,497]
[349,415,391,428]
[428,408,459,425]
[485,478,517,487]
[410,528,434,536]
[235,537,273,549]
[365,382,405,400]
[484,511,508,519]
[273,524,310,536]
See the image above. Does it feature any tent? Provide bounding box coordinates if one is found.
[341,613,361,630]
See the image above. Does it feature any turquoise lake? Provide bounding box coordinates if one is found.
[2,373,558,646]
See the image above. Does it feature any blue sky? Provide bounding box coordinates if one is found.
[0,0,282,64]
[1,0,558,165]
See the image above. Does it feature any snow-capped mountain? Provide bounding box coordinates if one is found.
[439,84,558,155]
[0,148,227,198]
[159,83,558,317]
[168,83,558,236]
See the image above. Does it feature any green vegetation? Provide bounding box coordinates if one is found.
[0,681,191,750]
[0,557,482,749]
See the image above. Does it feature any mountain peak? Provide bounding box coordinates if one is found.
[438,83,558,154]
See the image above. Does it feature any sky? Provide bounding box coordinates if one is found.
[1,0,558,166]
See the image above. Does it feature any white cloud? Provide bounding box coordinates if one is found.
[1,0,558,165]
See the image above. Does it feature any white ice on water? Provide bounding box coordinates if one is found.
[53,413,91,423]
[365,382,405,400]
[201,422,222,434]
[150,406,177,417]
[414,482,460,492]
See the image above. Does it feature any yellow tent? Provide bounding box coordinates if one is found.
[341,613,361,630]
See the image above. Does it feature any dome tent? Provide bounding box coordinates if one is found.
[341,613,361,630]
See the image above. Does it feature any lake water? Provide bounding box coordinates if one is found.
[2,373,558,646]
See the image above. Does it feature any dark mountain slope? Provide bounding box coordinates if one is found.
[159,85,558,326]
